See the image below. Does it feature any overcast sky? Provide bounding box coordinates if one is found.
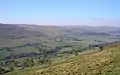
[0,0,120,26]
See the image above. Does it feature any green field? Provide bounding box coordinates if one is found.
[4,42,120,75]
[0,35,117,59]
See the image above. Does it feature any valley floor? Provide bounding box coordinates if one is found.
[5,43,120,75]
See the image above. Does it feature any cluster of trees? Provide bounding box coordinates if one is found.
[0,55,52,74]
[1,39,88,60]
[1,39,110,74]
[0,42,89,74]
[88,41,120,51]
[60,47,87,55]
[0,45,53,74]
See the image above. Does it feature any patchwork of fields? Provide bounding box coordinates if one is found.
[0,23,120,75]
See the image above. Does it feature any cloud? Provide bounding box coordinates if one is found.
[1,19,120,26]
[87,19,120,26]
[37,19,120,26]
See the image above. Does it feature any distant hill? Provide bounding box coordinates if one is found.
[0,23,120,38]
[0,23,46,38]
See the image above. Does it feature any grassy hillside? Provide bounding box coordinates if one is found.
[5,43,120,75]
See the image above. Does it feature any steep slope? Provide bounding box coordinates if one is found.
[5,43,120,75]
